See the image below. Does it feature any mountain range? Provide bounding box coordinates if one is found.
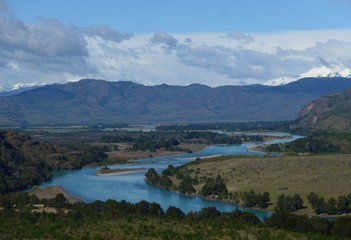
[1,77,351,126]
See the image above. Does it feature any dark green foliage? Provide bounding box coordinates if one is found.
[162,164,177,176]
[330,216,351,237]
[145,168,160,184]
[241,190,258,207]
[165,206,185,219]
[265,213,313,233]
[241,190,270,209]
[284,137,341,153]
[200,175,228,197]
[337,195,350,214]
[198,207,221,219]
[145,168,173,190]
[148,202,164,217]
[159,175,173,189]
[308,192,351,215]
[266,143,281,152]
[275,194,304,213]
[178,180,196,194]
[102,133,182,152]
[325,198,337,215]
[0,130,108,194]
[0,193,349,239]
[156,121,292,132]
[257,192,271,209]
[223,209,261,224]
[146,166,199,193]
[276,132,351,154]
[310,217,331,235]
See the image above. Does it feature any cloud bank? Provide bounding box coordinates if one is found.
[0,3,351,90]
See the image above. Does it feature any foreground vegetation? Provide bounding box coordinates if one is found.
[1,191,350,239]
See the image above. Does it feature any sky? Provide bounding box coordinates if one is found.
[1,0,351,90]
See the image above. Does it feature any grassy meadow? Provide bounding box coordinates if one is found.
[179,154,351,213]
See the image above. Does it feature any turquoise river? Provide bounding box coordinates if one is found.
[40,132,302,221]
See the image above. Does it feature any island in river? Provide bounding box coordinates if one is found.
[96,166,147,176]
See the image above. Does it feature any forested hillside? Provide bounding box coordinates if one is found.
[0,130,106,194]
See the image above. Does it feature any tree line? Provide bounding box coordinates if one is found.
[1,191,351,239]
[101,131,264,153]
[267,132,351,154]
[155,121,290,132]
[308,192,351,215]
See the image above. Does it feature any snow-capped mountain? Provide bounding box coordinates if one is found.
[0,80,81,96]
[265,65,351,86]
[0,83,46,96]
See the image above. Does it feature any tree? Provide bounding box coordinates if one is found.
[149,202,164,217]
[145,168,160,184]
[200,175,228,197]
[241,190,258,208]
[178,180,196,194]
[275,194,303,213]
[165,206,185,219]
[307,192,326,214]
[162,165,176,176]
[199,207,221,220]
[257,192,270,209]
[159,175,173,189]
[135,200,149,215]
[337,195,350,214]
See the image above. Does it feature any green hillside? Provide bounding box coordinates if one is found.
[292,88,351,132]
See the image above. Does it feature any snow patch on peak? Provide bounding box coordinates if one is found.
[264,64,351,86]
[300,65,351,78]
[10,82,46,91]
[264,77,297,86]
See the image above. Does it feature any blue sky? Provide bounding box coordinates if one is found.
[7,0,351,33]
[1,0,351,89]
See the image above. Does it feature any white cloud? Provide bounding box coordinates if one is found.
[0,7,351,90]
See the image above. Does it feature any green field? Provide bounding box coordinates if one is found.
[178,154,351,214]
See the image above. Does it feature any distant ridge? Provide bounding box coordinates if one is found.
[1,77,351,126]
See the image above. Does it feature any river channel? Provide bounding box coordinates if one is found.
[40,132,302,221]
